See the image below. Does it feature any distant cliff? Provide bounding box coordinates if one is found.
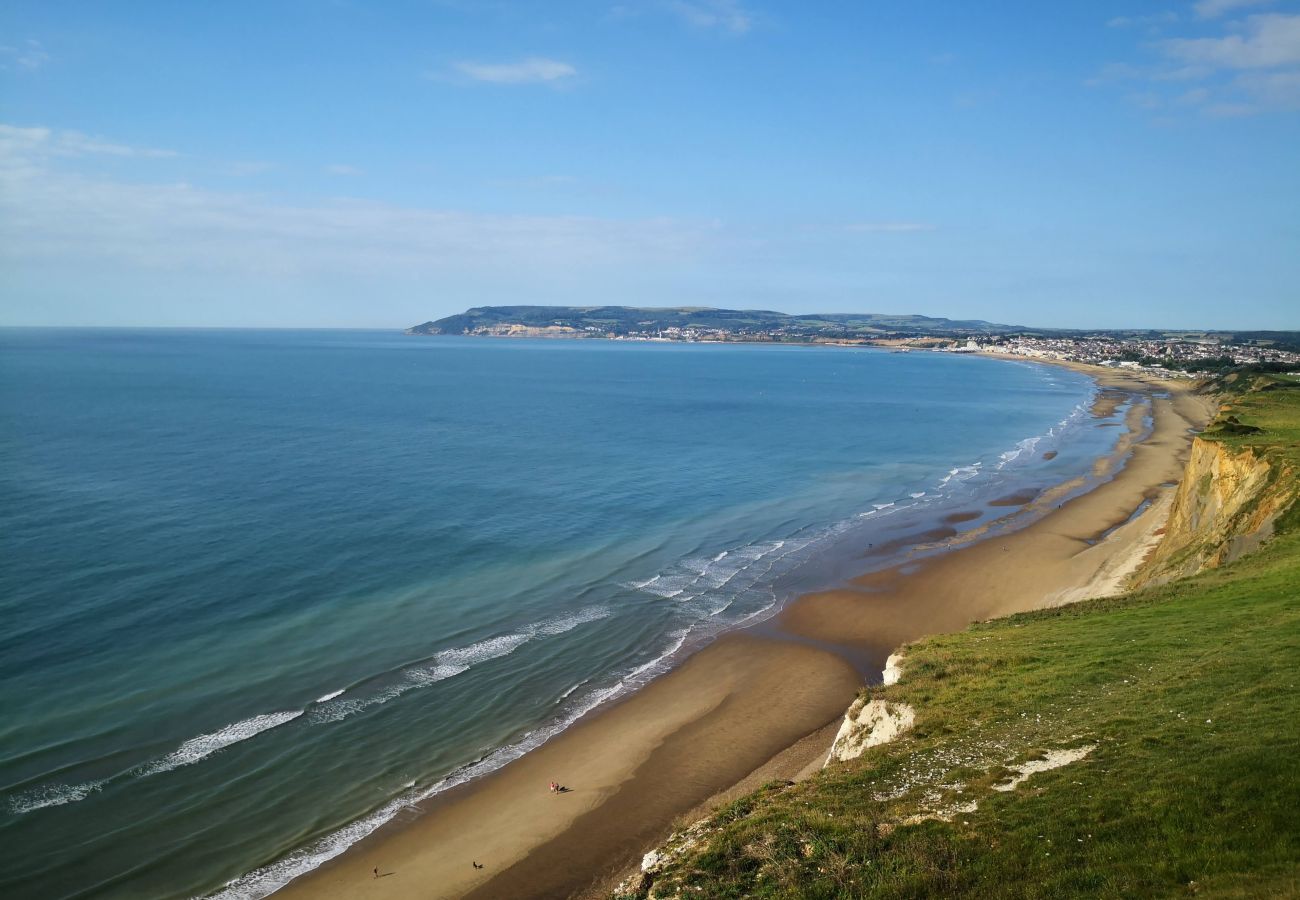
[406,305,1021,340]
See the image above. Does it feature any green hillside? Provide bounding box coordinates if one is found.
[621,377,1300,899]
[406,306,1018,338]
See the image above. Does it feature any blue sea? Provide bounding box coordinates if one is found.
[0,330,1113,899]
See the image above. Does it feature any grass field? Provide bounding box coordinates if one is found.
[628,376,1300,899]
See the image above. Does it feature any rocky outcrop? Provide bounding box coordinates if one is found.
[825,698,916,765]
[615,817,724,899]
[1133,435,1296,587]
[882,653,905,686]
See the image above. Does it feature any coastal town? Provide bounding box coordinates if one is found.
[594,324,1300,375]
[943,334,1300,374]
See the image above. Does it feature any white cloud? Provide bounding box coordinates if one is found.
[1193,0,1273,20]
[0,124,177,160]
[324,164,363,176]
[0,38,49,70]
[1175,86,1212,105]
[451,57,576,84]
[1161,13,1300,68]
[1095,11,1300,117]
[220,161,275,177]
[1151,64,1214,80]
[1234,67,1300,107]
[665,0,753,34]
[1106,12,1178,29]
[0,122,711,280]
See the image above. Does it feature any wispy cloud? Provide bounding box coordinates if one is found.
[450,57,576,84]
[1161,13,1300,68]
[1193,0,1274,20]
[1106,11,1178,29]
[664,0,754,34]
[1233,67,1300,108]
[1091,11,1300,116]
[324,164,363,176]
[220,161,275,177]
[0,124,178,159]
[0,122,712,281]
[844,223,935,233]
[0,38,50,70]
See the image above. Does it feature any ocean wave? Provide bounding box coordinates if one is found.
[937,462,982,487]
[557,676,590,702]
[140,711,306,776]
[533,605,611,636]
[9,711,309,814]
[312,607,611,725]
[200,627,695,900]
[8,777,108,814]
[14,610,617,812]
[627,539,790,603]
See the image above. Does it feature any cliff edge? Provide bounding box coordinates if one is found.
[1134,376,1299,588]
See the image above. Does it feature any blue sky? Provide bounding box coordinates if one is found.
[2,1,1297,329]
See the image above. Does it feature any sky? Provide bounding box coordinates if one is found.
[1,0,1298,330]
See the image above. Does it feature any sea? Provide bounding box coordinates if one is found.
[0,329,1118,899]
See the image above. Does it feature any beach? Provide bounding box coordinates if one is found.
[2,333,1124,900]
[273,362,1214,900]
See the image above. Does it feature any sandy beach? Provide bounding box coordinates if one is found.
[274,363,1214,900]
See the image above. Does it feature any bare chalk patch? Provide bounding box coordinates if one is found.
[993,745,1096,792]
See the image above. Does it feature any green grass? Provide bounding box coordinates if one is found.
[629,378,1300,899]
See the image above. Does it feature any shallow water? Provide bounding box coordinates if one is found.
[0,330,1112,899]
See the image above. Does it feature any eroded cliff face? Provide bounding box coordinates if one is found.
[1133,435,1295,588]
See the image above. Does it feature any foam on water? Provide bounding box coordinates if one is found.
[9,712,309,813]
[13,713,306,813]
[12,610,617,809]
[200,627,695,900]
[533,605,611,636]
[141,711,306,776]
[8,778,108,814]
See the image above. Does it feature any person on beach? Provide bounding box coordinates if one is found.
[372,867,379,879]
[549,780,558,793]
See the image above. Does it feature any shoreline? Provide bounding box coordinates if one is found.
[270,363,1214,900]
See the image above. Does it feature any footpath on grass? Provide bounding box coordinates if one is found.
[619,373,1300,900]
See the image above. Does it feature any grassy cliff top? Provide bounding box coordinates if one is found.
[627,378,1300,899]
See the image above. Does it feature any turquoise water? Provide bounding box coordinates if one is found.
[0,330,1109,899]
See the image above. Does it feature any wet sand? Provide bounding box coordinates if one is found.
[275,365,1214,900]
[782,370,1213,656]
[277,637,860,900]
[988,487,1041,507]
